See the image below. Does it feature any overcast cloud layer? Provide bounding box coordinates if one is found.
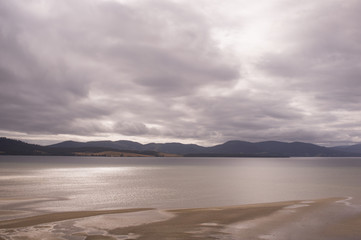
[1,0,361,146]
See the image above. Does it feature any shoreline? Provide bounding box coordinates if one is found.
[1,197,360,240]
[0,208,154,229]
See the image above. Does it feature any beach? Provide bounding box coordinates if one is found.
[1,197,361,240]
[2,156,361,239]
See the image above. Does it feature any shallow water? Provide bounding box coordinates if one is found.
[1,156,361,214]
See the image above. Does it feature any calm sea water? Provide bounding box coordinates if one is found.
[1,156,361,214]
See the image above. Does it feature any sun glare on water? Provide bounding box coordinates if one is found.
[42,166,135,179]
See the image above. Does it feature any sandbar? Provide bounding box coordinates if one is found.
[1,198,361,240]
[0,208,153,229]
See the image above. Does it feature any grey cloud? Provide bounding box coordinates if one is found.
[2,0,361,146]
[133,90,308,144]
[246,0,361,145]
[0,0,239,140]
[114,121,161,136]
[259,0,361,105]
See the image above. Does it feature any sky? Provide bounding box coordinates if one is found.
[1,0,361,146]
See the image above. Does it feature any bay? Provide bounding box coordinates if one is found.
[1,156,361,214]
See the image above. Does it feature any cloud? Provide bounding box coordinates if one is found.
[1,0,361,146]
[0,0,240,142]
[258,0,361,106]
[246,0,361,144]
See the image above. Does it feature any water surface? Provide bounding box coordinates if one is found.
[1,156,361,214]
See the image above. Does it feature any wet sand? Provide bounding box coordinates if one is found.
[1,198,361,240]
[325,212,361,238]
[0,208,153,229]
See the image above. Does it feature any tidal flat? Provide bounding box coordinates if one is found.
[1,198,361,240]
[1,156,361,239]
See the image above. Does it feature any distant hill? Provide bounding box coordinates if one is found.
[143,143,207,155]
[47,139,358,157]
[1,137,360,157]
[0,137,46,155]
[49,140,207,155]
[0,138,164,157]
[49,140,144,151]
[208,140,264,155]
[256,141,343,157]
[206,140,351,157]
[331,144,361,154]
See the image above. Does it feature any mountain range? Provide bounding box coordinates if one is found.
[2,137,361,157]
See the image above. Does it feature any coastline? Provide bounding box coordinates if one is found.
[0,208,153,229]
[1,197,360,240]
